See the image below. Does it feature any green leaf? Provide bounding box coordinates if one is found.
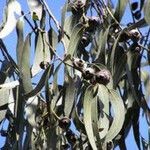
[132,104,141,150]
[113,53,127,88]
[0,80,19,89]
[67,23,84,57]
[0,0,21,38]
[144,0,150,25]
[83,85,97,150]
[91,87,102,149]
[0,88,9,122]
[104,89,125,143]
[95,26,111,64]
[25,65,53,98]
[61,1,68,30]
[64,73,76,117]
[20,34,33,94]
[72,108,86,134]
[27,0,43,20]
[48,27,58,58]
[25,96,38,127]
[31,31,51,76]
[16,17,24,70]
[114,0,128,22]
[62,15,78,50]
[97,85,110,139]
[110,29,124,74]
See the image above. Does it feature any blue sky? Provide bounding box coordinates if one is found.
[0,0,149,149]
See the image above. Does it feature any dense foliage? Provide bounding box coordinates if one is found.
[0,0,150,149]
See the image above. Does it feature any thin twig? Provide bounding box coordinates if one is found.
[40,0,61,31]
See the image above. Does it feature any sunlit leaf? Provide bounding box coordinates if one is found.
[20,34,33,94]
[27,0,43,20]
[25,96,38,127]
[62,15,78,50]
[16,17,24,69]
[67,23,85,57]
[31,31,44,76]
[83,85,97,150]
[97,85,109,139]
[0,0,21,38]
[104,89,125,143]
[0,80,19,89]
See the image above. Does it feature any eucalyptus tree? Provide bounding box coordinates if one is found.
[0,0,150,149]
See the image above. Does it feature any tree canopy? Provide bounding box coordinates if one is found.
[0,0,150,149]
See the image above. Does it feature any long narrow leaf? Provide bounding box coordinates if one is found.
[104,89,125,143]
[83,85,97,150]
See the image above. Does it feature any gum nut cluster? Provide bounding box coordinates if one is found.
[72,58,111,85]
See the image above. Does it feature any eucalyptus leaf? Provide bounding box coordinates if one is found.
[16,17,24,70]
[97,85,109,139]
[32,31,51,76]
[0,0,21,38]
[83,85,97,150]
[114,0,128,22]
[25,96,38,127]
[25,65,53,98]
[67,23,85,57]
[20,34,33,94]
[144,0,150,25]
[27,0,43,20]
[104,89,125,143]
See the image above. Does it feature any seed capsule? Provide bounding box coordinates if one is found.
[96,69,110,85]
[72,58,87,71]
[59,117,71,130]
[82,67,95,80]
[39,61,49,69]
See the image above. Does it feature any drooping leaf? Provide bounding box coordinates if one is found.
[113,53,127,88]
[48,27,58,58]
[67,23,85,57]
[91,88,102,149]
[0,88,9,122]
[25,65,53,98]
[132,103,141,150]
[27,0,43,20]
[110,29,125,74]
[144,0,150,25]
[20,34,33,94]
[31,31,44,76]
[97,85,110,139]
[61,1,68,30]
[25,96,38,127]
[0,80,19,89]
[16,17,24,70]
[104,89,125,143]
[64,73,76,117]
[0,76,14,122]
[0,0,21,38]
[83,85,97,150]
[95,26,111,64]
[114,0,128,22]
[62,15,78,50]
